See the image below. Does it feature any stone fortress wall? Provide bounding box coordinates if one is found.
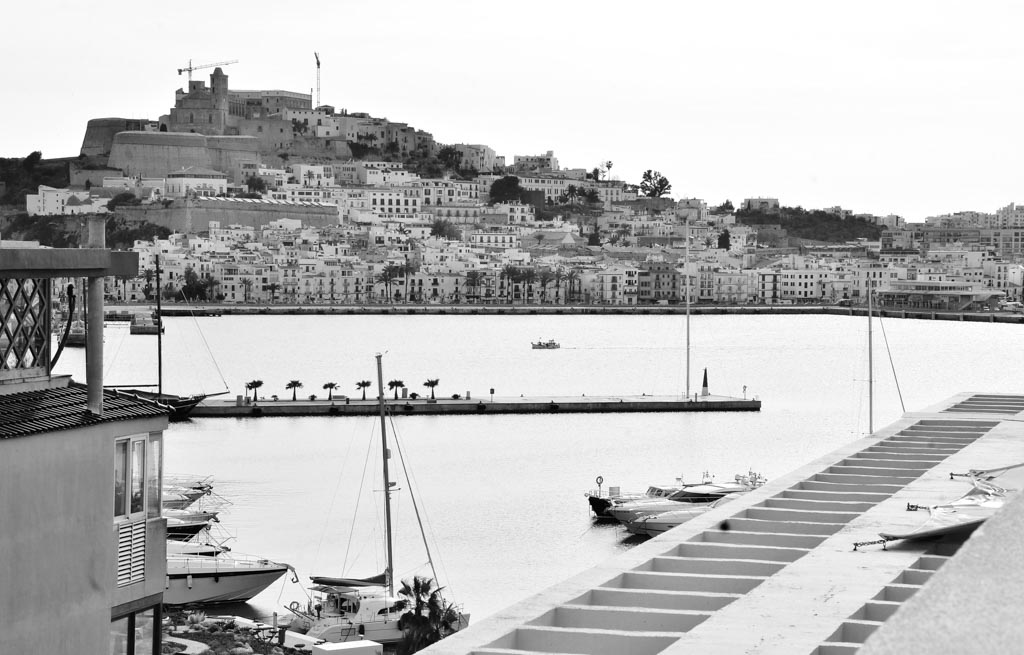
[80,118,152,157]
[118,198,339,233]
[108,132,260,183]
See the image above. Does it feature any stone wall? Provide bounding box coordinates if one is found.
[80,118,151,157]
[118,198,340,233]
[108,132,261,181]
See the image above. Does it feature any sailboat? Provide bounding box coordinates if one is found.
[107,254,228,420]
[287,354,469,645]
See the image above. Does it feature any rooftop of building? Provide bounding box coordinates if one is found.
[0,383,170,439]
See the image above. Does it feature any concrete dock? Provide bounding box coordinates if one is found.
[423,392,1024,655]
[190,394,760,418]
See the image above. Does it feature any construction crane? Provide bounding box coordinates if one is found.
[314,52,321,108]
[177,59,238,81]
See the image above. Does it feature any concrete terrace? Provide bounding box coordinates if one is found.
[424,392,1024,655]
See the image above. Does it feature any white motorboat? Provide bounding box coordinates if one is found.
[586,473,717,518]
[166,515,215,541]
[166,540,228,557]
[607,471,766,524]
[288,355,470,646]
[625,494,743,537]
[164,508,219,524]
[164,552,294,605]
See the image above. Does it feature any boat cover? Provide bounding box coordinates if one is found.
[880,461,1024,541]
[310,572,388,588]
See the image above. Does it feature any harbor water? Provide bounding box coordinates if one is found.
[55,313,1024,622]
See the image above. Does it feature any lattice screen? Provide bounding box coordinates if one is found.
[0,277,51,372]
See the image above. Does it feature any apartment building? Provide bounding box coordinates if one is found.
[1,224,170,655]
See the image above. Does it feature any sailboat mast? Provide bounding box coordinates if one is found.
[375,354,395,598]
[684,214,691,399]
[867,284,873,434]
[156,254,163,397]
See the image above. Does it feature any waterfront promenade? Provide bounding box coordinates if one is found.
[192,393,760,417]
[110,303,1024,323]
[424,392,1024,654]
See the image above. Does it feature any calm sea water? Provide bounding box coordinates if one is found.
[55,314,1024,621]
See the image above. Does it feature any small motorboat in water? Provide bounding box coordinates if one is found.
[531,339,560,349]
[607,471,766,524]
[625,494,743,537]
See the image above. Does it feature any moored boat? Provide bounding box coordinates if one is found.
[532,339,560,349]
[288,354,470,645]
[625,493,743,537]
[167,515,216,541]
[164,552,294,605]
[586,481,689,519]
[606,471,765,524]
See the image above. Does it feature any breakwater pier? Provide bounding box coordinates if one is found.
[190,393,760,417]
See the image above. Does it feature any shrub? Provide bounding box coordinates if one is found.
[451,393,461,400]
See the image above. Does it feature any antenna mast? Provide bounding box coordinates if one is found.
[314,52,321,108]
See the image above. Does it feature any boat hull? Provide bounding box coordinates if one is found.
[164,565,289,605]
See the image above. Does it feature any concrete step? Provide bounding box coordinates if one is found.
[724,517,846,536]
[605,570,767,594]
[762,497,876,513]
[496,626,681,654]
[582,587,740,612]
[812,472,918,485]
[743,506,861,523]
[782,488,891,503]
[698,530,828,549]
[670,541,811,563]
[538,604,710,632]
[638,555,785,577]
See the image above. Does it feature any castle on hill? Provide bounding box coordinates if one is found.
[79,67,437,185]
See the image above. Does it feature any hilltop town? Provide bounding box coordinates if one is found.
[1,66,1021,310]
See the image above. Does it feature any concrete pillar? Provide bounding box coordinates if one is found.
[85,216,105,414]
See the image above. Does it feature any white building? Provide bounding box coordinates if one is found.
[165,167,228,198]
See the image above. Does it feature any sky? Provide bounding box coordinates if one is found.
[3,0,1022,221]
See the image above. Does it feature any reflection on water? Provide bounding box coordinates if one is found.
[55,314,1024,621]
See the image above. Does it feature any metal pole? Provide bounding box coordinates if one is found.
[156,254,163,397]
[685,214,691,399]
[375,354,395,598]
[868,284,873,434]
[86,217,105,414]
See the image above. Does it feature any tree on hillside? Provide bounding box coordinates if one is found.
[430,218,460,240]
[437,146,463,171]
[640,170,672,198]
[714,199,734,214]
[107,192,141,211]
[489,176,525,204]
[718,229,732,250]
[246,175,267,193]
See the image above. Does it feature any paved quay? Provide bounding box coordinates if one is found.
[424,392,1024,655]
[114,303,1024,323]
[190,394,760,418]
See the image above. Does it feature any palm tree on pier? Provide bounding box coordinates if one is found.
[423,379,439,400]
[323,381,338,401]
[356,380,371,400]
[286,380,303,401]
[388,379,406,400]
[247,379,263,402]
